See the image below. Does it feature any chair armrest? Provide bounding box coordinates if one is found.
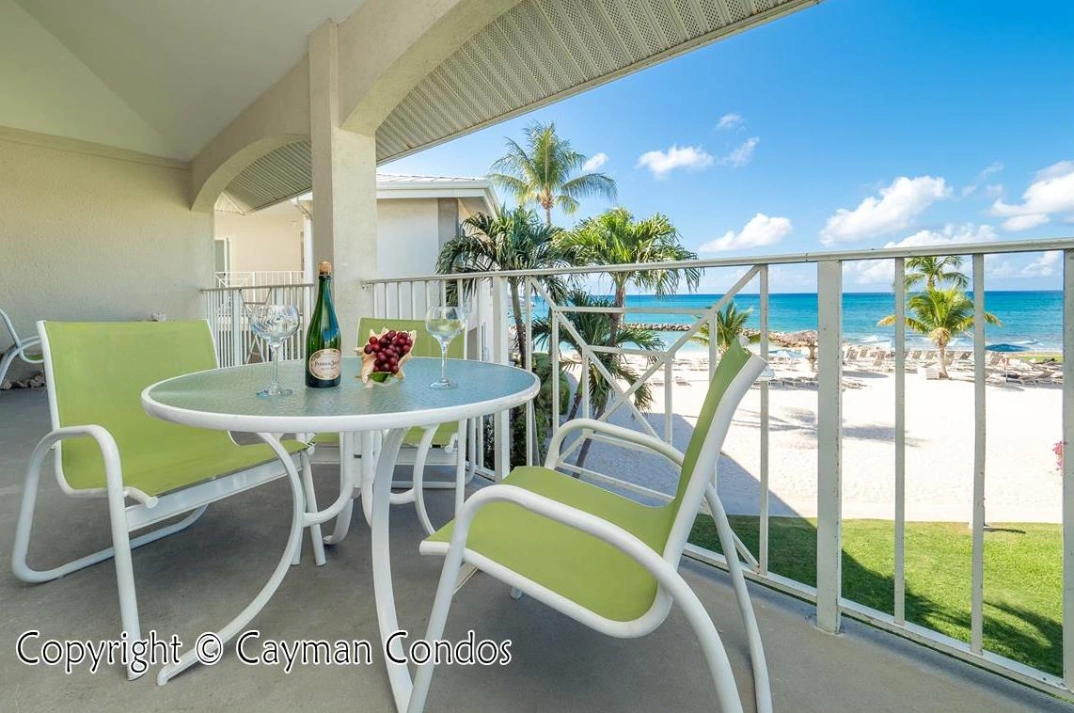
[29,425,158,508]
[19,336,43,363]
[545,418,684,470]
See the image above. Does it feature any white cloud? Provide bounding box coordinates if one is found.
[844,223,995,286]
[582,152,608,172]
[820,176,951,244]
[962,161,1004,197]
[990,159,1074,231]
[1020,251,1061,278]
[721,137,759,168]
[893,223,998,248]
[717,113,743,130]
[1001,214,1049,232]
[636,145,714,179]
[699,213,792,252]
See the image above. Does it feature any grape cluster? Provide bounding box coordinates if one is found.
[363,330,413,374]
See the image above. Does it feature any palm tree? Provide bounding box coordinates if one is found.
[489,122,617,225]
[904,255,969,291]
[878,288,1001,378]
[690,302,760,354]
[436,207,572,366]
[558,208,700,345]
[533,291,661,470]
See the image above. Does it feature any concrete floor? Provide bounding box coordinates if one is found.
[0,387,1067,713]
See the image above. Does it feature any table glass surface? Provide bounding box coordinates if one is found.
[144,357,537,428]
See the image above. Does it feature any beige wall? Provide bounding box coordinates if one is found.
[211,194,477,282]
[0,136,212,376]
[214,207,304,275]
[376,198,442,278]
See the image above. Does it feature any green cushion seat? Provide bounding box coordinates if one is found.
[425,466,677,622]
[43,320,307,496]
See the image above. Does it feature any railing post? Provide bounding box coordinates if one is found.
[1063,249,1074,686]
[816,259,843,633]
[970,254,987,653]
[230,290,244,368]
[893,257,907,624]
[491,276,511,479]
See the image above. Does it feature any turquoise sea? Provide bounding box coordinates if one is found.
[532,291,1065,352]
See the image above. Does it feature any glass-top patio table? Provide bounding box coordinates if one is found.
[142,356,539,700]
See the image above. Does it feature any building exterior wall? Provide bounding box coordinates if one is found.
[0,136,212,376]
[215,196,469,280]
[375,198,441,278]
[214,208,304,277]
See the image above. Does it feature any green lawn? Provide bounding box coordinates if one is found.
[689,516,1062,675]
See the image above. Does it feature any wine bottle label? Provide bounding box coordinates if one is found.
[308,349,341,380]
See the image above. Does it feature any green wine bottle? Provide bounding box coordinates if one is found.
[305,261,342,388]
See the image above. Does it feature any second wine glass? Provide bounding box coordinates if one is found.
[424,305,464,389]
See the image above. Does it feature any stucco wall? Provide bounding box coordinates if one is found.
[376,198,441,278]
[214,206,304,275]
[0,137,212,377]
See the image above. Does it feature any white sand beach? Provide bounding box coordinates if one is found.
[572,355,1063,524]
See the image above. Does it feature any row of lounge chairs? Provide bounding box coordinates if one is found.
[843,346,1063,385]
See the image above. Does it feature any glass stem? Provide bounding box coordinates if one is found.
[271,342,280,392]
[440,340,448,382]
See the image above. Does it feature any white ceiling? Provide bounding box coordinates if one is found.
[14,0,367,160]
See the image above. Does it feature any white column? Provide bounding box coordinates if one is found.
[309,21,378,349]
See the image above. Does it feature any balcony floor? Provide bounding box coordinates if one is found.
[0,388,1068,713]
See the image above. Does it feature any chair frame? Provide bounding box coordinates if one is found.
[10,320,323,680]
[413,349,770,713]
[0,307,43,388]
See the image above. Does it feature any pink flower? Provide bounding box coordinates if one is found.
[1055,441,1065,472]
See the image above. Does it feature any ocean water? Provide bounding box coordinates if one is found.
[531,291,1064,352]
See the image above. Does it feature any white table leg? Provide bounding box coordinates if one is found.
[158,435,354,685]
[324,431,359,545]
[371,428,414,712]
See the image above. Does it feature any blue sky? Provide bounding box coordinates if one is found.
[383,0,1074,293]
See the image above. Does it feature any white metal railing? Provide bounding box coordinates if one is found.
[215,270,306,288]
[362,237,1074,698]
[201,283,314,367]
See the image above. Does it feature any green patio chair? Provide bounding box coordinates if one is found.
[320,317,470,543]
[410,338,771,713]
[11,320,313,679]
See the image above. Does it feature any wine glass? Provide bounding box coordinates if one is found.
[425,305,464,389]
[250,304,300,398]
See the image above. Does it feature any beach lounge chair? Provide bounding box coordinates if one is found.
[410,338,771,713]
[0,306,43,389]
[318,317,469,538]
[11,321,313,678]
